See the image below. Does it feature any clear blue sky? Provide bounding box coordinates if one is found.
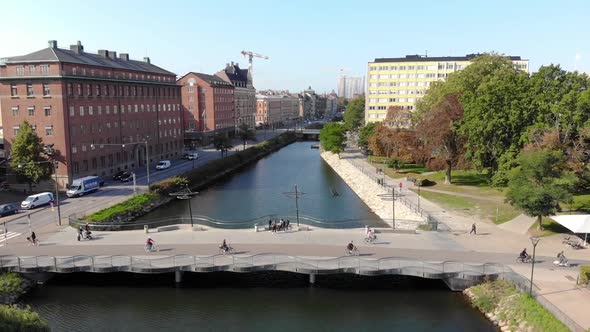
[1,0,588,93]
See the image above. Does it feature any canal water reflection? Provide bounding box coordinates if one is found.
[141,142,385,228]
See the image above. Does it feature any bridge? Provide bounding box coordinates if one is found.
[295,129,321,140]
[0,254,512,291]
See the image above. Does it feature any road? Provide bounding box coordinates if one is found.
[0,129,286,245]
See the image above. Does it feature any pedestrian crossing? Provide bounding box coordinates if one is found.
[0,231,21,246]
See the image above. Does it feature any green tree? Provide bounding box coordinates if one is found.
[237,123,256,150]
[337,96,349,111]
[505,149,575,230]
[320,122,346,156]
[212,133,232,157]
[9,121,50,191]
[357,122,378,154]
[343,95,365,131]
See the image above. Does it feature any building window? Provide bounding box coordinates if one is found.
[26,84,34,96]
[87,84,92,96]
[96,85,101,96]
[16,66,24,75]
[44,107,51,116]
[45,126,54,136]
[88,106,93,115]
[73,162,79,174]
[67,83,73,96]
[11,107,19,116]
[40,64,49,74]
[82,160,88,171]
[79,106,84,116]
[29,65,36,75]
[13,126,20,136]
[43,84,50,96]
[10,84,17,96]
[77,84,82,96]
[28,107,35,116]
[72,145,77,153]
[98,106,102,115]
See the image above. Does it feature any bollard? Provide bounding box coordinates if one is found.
[175,270,183,283]
[254,224,259,232]
[309,273,316,284]
[144,225,149,234]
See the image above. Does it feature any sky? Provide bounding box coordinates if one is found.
[0,0,588,93]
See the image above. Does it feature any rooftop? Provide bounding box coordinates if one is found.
[1,40,175,75]
[372,53,525,63]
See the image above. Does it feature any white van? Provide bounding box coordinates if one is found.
[21,192,54,210]
[156,160,171,170]
[183,152,199,160]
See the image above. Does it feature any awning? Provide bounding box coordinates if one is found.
[550,215,590,246]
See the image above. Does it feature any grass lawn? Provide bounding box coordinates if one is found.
[563,194,590,212]
[528,216,572,237]
[416,189,521,224]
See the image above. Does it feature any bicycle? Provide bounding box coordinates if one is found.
[144,243,159,252]
[516,255,532,263]
[345,246,360,256]
[27,237,40,246]
[219,246,235,254]
[364,236,377,244]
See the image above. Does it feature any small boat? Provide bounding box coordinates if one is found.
[330,187,340,196]
[310,144,320,149]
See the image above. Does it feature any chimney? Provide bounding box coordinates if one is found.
[120,53,129,61]
[70,41,84,54]
[108,51,117,60]
[98,49,108,58]
[143,57,151,64]
[48,40,58,49]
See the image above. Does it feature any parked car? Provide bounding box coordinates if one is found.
[120,172,134,182]
[0,204,18,217]
[156,160,171,170]
[21,192,54,210]
[112,171,126,180]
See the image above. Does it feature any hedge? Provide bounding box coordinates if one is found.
[84,192,160,222]
[0,305,50,332]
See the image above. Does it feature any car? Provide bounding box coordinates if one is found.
[184,152,198,160]
[0,204,18,217]
[155,160,171,170]
[21,192,54,210]
[112,171,126,180]
[119,172,134,182]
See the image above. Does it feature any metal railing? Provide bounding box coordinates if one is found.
[0,254,509,278]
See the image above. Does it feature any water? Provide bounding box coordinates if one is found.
[27,274,496,332]
[141,142,385,228]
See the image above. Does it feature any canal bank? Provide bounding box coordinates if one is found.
[320,151,424,229]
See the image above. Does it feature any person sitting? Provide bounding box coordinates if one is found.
[146,237,155,251]
[520,248,529,260]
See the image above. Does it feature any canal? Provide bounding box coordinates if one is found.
[141,141,386,228]
[26,273,496,332]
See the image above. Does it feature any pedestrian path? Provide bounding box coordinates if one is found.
[498,213,537,234]
[0,231,21,246]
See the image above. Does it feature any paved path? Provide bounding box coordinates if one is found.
[416,187,502,202]
[499,214,537,234]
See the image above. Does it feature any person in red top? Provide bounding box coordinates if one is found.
[146,237,155,251]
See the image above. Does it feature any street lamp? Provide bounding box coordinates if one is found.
[283,184,306,227]
[90,140,150,188]
[169,184,198,228]
[18,159,61,225]
[529,236,540,295]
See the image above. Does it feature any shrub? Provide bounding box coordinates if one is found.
[579,265,590,285]
[0,273,22,297]
[84,192,159,222]
[150,176,187,195]
[417,179,436,187]
[387,159,402,169]
[0,305,50,331]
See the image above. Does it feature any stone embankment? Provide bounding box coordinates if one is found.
[321,152,424,229]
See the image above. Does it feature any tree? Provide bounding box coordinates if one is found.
[416,94,464,184]
[357,122,378,154]
[319,123,346,156]
[343,95,365,131]
[237,123,256,150]
[337,96,349,111]
[212,133,232,157]
[505,149,575,230]
[10,121,51,191]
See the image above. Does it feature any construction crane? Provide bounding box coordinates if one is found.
[241,50,269,86]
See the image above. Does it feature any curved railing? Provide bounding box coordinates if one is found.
[69,213,421,231]
[0,254,510,281]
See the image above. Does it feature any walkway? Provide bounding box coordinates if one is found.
[499,214,538,234]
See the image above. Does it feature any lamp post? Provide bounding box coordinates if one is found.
[169,184,198,228]
[18,159,61,225]
[529,236,540,295]
[90,140,150,189]
[283,184,306,227]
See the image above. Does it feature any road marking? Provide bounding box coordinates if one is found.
[0,231,22,245]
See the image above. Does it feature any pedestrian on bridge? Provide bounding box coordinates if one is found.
[470,223,477,235]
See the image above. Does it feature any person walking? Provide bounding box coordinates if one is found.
[470,223,477,235]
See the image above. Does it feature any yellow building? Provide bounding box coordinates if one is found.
[365,54,529,126]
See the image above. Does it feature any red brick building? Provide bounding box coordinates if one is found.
[0,40,183,187]
[178,72,234,142]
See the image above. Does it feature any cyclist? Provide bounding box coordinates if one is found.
[519,248,529,261]
[146,237,155,251]
[368,229,377,241]
[347,241,355,253]
[220,239,229,252]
